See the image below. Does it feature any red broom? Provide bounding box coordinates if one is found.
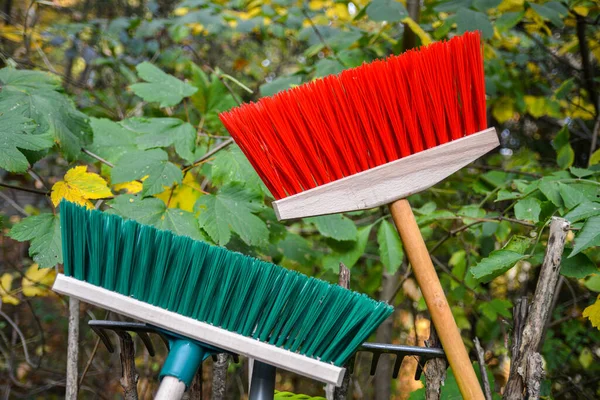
[220,32,497,399]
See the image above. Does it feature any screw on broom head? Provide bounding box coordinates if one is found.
[219,32,487,200]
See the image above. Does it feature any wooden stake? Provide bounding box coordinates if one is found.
[389,199,484,400]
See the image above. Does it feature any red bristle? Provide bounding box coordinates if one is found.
[218,32,488,200]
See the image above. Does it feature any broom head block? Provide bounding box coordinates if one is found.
[273,127,498,220]
[53,274,345,386]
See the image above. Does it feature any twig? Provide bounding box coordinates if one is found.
[182,138,234,172]
[474,338,493,400]
[82,148,115,168]
[301,8,347,68]
[22,0,36,56]
[0,181,49,195]
[0,191,30,216]
[588,114,600,167]
[576,14,599,115]
[0,309,36,367]
[503,217,570,399]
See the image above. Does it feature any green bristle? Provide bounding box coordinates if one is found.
[59,201,394,366]
[163,236,194,310]
[130,225,156,300]
[275,281,318,350]
[221,260,260,332]
[86,211,104,286]
[147,231,172,305]
[102,214,122,292]
[176,242,208,317]
[267,273,303,344]
[60,202,72,276]
[115,221,138,295]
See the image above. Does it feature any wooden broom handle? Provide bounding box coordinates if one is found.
[389,199,484,400]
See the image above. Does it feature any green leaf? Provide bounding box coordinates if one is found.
[569,167,596,178]
[530,1,567,28]
[89,118,139,164]
[0,110,53,172]
[558,183,585,209]
[314,58,345,78]
[110,195,202,240]
[455,9,494,39]
[195,183,268,246]
[211,145,265,192]
[111,149,183,196]
[555,78,575,100]
[130,62,198,107]
[539,178,563,207]
[570,215,600,257]
[323,225,373,270]
[377,219,404,273]
[557,145,574,170]
[504,235,533,253]
[259,76,302,97]
[561,250,598,278]
[472,0,501,11]
[434,0,472,12]
[0,84,90,161]
[8,213,62,268]
[471,250,528,282]
[495,11,525,32]
[366,0,408,22]
[122,118,196,162]
[564,202,600,223]
[478,298,512,321]
[110,195,166,224]
[0,68,60,93]
[514,198,541,222]
[306,214,358,241]
[496,190,522,201]
[277,233,315,266]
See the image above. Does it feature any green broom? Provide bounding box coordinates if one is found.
[52,201,393,398]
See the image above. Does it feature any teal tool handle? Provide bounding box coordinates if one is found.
[159,339,209,387]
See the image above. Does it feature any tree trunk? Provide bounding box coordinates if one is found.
[119,333,139,400]
[374,271,396,400]
[211,354,229,400]
[503,217,570,399]
[333,263,352,400]
[65,298,79,400]
[424,326,446,400]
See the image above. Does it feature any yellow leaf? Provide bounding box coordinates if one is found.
[558,38,578,56]
[113,181,143,194]
[573,5,589,17]
[155,173,203,212]
[524,95,547,118]
[498,0,524,12]
[174,7,189,16]
[401,17,432,45]
[583,295,600,330]
[590,148,600,166]
[493,97,516,123]
[0,273,19,305]
[51,166,113,208]
[326,4,351,21]
[22,264,56,298]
